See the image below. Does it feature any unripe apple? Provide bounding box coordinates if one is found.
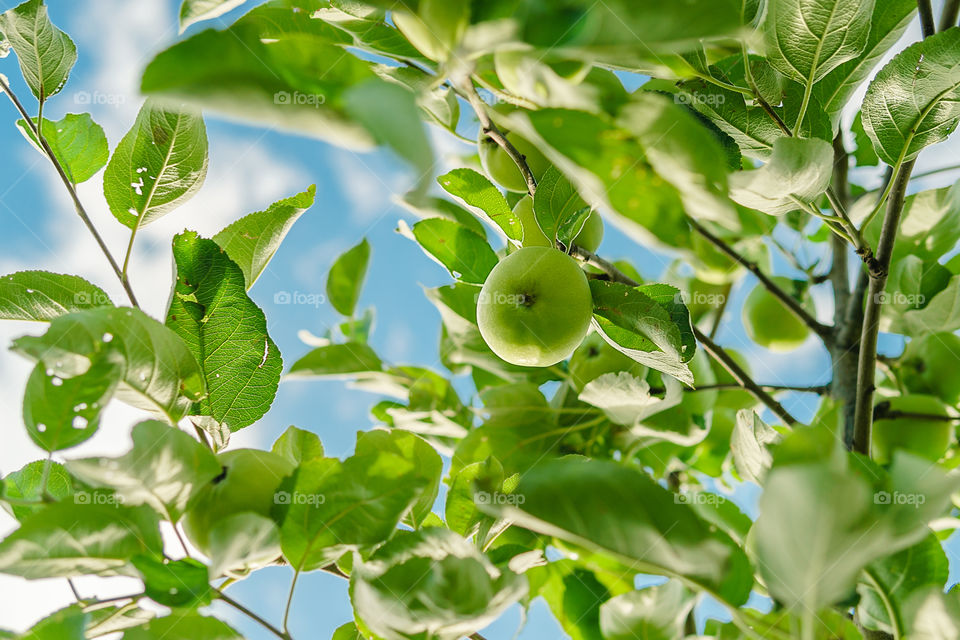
[478,130,550,193]
[568,332,646,391]
[742,277,812,352]
[477,247,592,367]
[572,211,604,253]
[513,196,551,247]
[900,332,960,405]
[183,449,295,554]
[872,395,953,464]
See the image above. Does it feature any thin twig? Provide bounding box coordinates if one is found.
[0,76,139,307]
[852,161,916,454]
[653,382,830,395]
[918,0,937,37]
[457,79,537,196]
[910,162,960,180]
[217,591,292,640]
[708,282,732,340]
[687,218,834,342]
[939,0,960,31]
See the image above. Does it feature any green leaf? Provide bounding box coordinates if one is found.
[141,3,376,149]
[1,461,73,521]
[206,512,281,578]
[132,556,212,608]
[0,0,76,101]
[490,457,752,605]
[166,232,282,433]
[288,342,384,379]
[862,28,960,166]
[15,114,108,184]
[344,79,434,181]
[355,428,442,529]
[22,359,119,451]
[529,560,619,640]
[103,100,208,230]
[729,137,834,215]
[731,409,782,483]
[580,373,698,444]
[278,446,430,571]
[863,181,960,263]
[122,611,242,640]
[19,606,87,640]
[326,238,371,316]
[12,307,205,423]
[331,622,363,640]
[851,110,880,166]
[86,604,154,637]
[599,581,691,640]
[765,0,874,87]
[213,185,315,289]
[397,192,487,238]
[350,528,527,640]
[179,0,249,32]
[858,534,949,635]
[533,166,588,245]
[317,6,426,65]
[0,502,162,578]
[405,218,498,284]
[618,92,737,229]
[589,280,694,385]
[754,444,958,612]
[0,271,113,321]
[271,425,324,466]
[437,168,521,242]
[814,0,917,118]
[66,420,221,521]
[902,587,960,639]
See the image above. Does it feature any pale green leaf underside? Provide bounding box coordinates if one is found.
[0,0,76,100]
[0,271,112,321]
[103,99,208,229]
[179,0,249,32]
[730,137,834,214]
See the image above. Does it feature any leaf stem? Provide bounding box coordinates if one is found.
[217,590,292,640]
[687,217,834,342]
[282,567,302,634]
[851,160,916,454]
[0,75,139,308]
[456,78,538,196]
[910,162,960,180]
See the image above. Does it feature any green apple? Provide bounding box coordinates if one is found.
[742,277,812,352]
[568,332,646,391]
[184,449,295,554]
[478,130,550,193]
[392,0,467,61]
[872,395,953,464]
[513,196,551,247]
[572,211,604,253]
[900,332,960,405]
[477,247,592,367]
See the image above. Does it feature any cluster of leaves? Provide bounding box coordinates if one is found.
[1,0,960,639]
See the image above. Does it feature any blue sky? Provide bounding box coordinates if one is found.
[0,1,958,638]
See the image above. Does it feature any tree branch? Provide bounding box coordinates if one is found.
[0,75,139,308]
[457,79,537,196]
[918,0,937,37]
[940,0,960,31]
[687,217,834,342]
[851,161,916,454]
[218,591,292,640]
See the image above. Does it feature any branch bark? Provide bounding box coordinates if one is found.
[687,217,834,342]
[940,0,960,31]
[0,76,139,307]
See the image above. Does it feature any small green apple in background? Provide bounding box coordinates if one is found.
[477,247,592,367]
[392,0,467,61]
[478,130,550,193]
[514,195,604,252]
[184,449,295,554]
[872,394,953,464]
[568,332,646,391]
[742,277,812,352]
[900,332,960,405]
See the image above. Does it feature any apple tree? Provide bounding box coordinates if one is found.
[2,0,960,638]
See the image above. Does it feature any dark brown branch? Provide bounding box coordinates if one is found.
[918,0,937,37]
[940,0,960,31]
[687,217,834,342]
[0,76,139,307]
